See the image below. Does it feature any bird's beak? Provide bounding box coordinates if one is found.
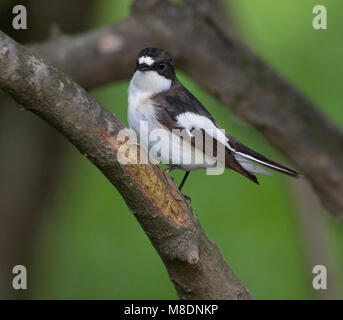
[137,64,150,72]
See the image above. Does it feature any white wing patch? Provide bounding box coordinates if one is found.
[175,112,229,146]
[175,112,274,176]
[138,56,155,66]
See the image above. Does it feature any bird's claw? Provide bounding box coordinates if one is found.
[182,194,191,203]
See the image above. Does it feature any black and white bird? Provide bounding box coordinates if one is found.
[128,48,299,193]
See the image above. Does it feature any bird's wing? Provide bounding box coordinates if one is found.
[152,83,260,184]
[152,81,215,123]
[153,83,300,180]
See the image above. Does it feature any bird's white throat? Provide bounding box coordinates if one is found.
[129,70,171,94]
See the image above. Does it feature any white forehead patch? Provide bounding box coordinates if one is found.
[138,56,155,66]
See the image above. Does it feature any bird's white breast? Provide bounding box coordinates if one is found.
[127,70,171,138]
[129,70,171,93]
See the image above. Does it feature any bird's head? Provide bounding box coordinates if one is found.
[131,48,176,93]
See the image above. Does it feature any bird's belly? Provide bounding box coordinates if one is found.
[148,131,217,171]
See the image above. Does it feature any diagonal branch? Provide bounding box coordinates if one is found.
[26,0,343,220]
[0,30,253,300]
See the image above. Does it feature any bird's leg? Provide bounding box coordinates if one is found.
[164,167,191,202]
[179,171,191,202]
[178,171,190,191]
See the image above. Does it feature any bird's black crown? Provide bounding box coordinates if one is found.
[138,48,172,63]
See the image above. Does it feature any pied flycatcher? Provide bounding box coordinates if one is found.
[128,48,299,192]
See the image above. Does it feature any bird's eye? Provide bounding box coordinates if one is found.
[158,63,166,70]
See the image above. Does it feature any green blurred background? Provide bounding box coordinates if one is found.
[2,0,343,299]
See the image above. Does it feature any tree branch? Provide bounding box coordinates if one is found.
[0,30,252,300]
[26,1,343,221]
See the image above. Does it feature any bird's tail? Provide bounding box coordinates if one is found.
[231,142,300,178]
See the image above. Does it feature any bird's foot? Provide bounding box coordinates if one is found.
[164,170,178,186]
[182,194,192,203]
[164,165,180,175]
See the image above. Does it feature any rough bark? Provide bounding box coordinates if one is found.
[0,31,253,300]
[25,0,343,221]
